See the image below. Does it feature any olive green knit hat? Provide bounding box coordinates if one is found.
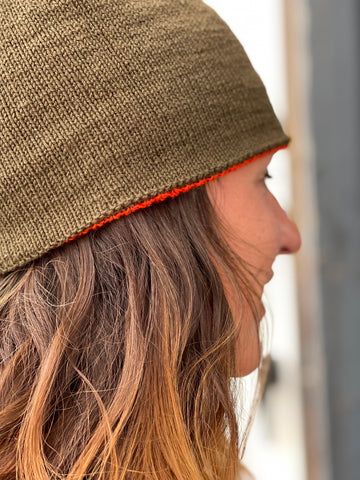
[0,0,290,275]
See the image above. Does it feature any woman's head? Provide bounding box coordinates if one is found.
[0,0,301,477]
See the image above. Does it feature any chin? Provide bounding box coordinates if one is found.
[232,353,261,378]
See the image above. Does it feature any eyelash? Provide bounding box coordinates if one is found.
[264,170,273,180]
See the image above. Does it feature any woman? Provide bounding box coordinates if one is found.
[0,0,301,478]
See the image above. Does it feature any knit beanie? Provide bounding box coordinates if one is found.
[0,0,290,276]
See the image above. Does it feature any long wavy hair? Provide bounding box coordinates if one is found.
[0,183,270,479]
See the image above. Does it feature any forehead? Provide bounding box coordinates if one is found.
[221,152,274,182]
[205,152,274,200]
[222,151,273,180]
[246,152,273,170]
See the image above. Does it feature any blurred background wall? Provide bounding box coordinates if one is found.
[203,1,360,479]
[303,0,360,479]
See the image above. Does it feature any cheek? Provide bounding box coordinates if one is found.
[220,199,260,242]
[233,197,281,253]
[222,208,276,263]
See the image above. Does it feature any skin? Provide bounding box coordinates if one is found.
[205,152,302,377]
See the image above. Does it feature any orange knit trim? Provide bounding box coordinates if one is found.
[62,142,290,246]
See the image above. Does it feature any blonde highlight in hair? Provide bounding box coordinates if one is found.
[0,185,269,479]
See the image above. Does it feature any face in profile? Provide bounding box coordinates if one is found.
[205,152,302,377]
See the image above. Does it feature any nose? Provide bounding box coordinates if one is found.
[278,210,302,255]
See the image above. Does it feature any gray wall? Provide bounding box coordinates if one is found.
[308,0,360,478]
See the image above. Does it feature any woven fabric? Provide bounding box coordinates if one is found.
[0,0,290,275]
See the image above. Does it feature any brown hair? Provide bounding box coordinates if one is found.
[0,184,269,479]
